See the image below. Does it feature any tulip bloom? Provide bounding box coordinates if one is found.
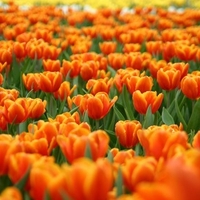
[180,74,200,100]
[157,67,181,91]
[22,73,41,92]
[0,48,12,65]
[39,71,63,93]
[132,90,164,114]
[192,131,200,149]
[123,43,141,53]
[43,59,61,72]
[61,60,81,78]
[53,81,77,101]
[0,187,22,200]
[137,127,190,160]
[99,41,117,55]
[43,45,61,60]
[87,92,118,120]
[26,98,47,119]
[13,42,27,61]
[108,53,125,70]
[62,158,113,200]
[115,120,142,148]
[146,41,163,56]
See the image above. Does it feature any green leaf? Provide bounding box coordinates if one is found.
[15,167,31,191]
[84,142,92,159]
[143,105,154,129]
[187,99,200,133]
[43,190,51,200]
[115,167,123,197]
[113,104,126,121]
[107,151,114,163]
[162,107,175,125]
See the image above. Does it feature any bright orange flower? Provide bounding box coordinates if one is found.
[99,41,117,55]
[0,48,12,65]
[39,71,63,93]
[129,30,146,44]
[53,81,77,101]
[192,131,200,149]
[108,53,125,70]
[122,157,157,192]
[71,41,92,54]
[43,59,61,72]
[168,62,189,79]
[22,73,40,92]
[125,53,144,70]
[26,98,47,119]
[158,18,174,30]
[148,59,168,79]
[0,62,7,73]
[157,67,181,91]
[0,88,19,106]
[35,29,52,43]
[162,42,176,62]
[115,120,142,148]
[3,98,29,124]
[13,42,27,61]
[86,77,113,95]
[125,76,153,94]
[175,44,198,61]
[137,127,190,160]
[87,92,118,120]
[110,148,135,164]
[81,26,97,38]
[146,41,163,56]
[43,45,61,60]
[62,157,113,200]
[123,43,141,53]
[132,90,164,114]
[0,187,22,200]
[80,60,99,81]
[8,152,41,187]
[99,27,115,40]
[61,60,81,78]
[180,74,200,100]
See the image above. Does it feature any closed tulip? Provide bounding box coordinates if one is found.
[99,41,117,55]
[43,59,61,72]
[22,73,41,92]
[132,90,164,114]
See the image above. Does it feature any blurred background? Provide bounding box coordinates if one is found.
[1,0,200,8]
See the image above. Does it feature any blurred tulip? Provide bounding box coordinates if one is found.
[0,187,22,200]
[132,90,164,114]
[22,73,40,92]
[43,59,61,72]
[61,60,81,78]
[108,53,125,70]
[115,120,142,148]
[87,92,118,120]
[123,43,141,53]
[168,62,189,79]
[0,48,12,65]
[192,131,200,149]
[35,29,52,43]
[39,71,63,93]
[13,42,27,61]
[99,41,117,55]
[157,67,181,91]
[162,42,176,62]
[146,41,163,56]
[43,45,61,60]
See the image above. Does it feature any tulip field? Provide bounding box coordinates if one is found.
[0,0,200,199]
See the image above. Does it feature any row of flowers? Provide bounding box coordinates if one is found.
[0,1,200,200]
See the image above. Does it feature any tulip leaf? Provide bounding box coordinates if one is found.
[187,98,200,133]
[143,105,154,129]
[84,142,93,160]
[175,90,187,130]
[15,167,31,191]
[162,107,175,125]
[60,190,70,200]
[113,104,126,121]
[44,190,51,200]
[115,167,124,197]
[107,150,114,163]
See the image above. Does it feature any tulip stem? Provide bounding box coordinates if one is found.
[96,120,99,130]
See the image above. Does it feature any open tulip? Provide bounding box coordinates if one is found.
[132,90,164,114]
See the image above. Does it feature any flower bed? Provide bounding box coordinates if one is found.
[0,1,200,200]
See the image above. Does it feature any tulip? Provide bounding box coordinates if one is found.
[125,53,144,70]
[0,48,12,65]
[82,26,97,38]
[61,60,81,78]
[62,157,113,200]
[132,90,164,114]
[0,187,22,200]
[39,71,63,93]
[123,43,141,53]
[157,67,181,91]
[192,131,200,149]
[108,53,125,70]
[35,29,52,43]
[162,42,176,62]
[22,73,41,92]
[87,92,118,120]
[43,59,61,72]
[146,41,163,56]
[180,74,200,100]
[115,120,142,148]
[99,41,117,55]
[43,45,61,60]
[13,42,27,61]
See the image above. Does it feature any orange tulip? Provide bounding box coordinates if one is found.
[108,53,125,70]
[157,67,181,91]
[123,43,141,53]
[61,60,81,78]
[99,41,117,55]
[22,73,41,92]
[125,53,144,70]
[87,92,118,120]
[43,45,61,60]
[0,187,22,200]
[35,29,52,43]
[3,98,29,124]
[192,131,200,149]
[81,26,97,38]
[0,62,7,73]
[26,98,47,119]
[71,41,92,54]
[168,62,189,79]
[80,60,99,81]
[122,157,157,192]
[146,41,163,56]
[13,42,27,61]
[0,48,12,65]
[132,90,164,114]
[137,127,190,160]
[53,81,77,101]
[43,59,61,72]
[39,71,63,93]
[86,77,113,95]
[115,120,142,148]
[99,27,115,41]
[125,76,153,94]
[180,74,200,100]
[62,157,113,200]
[162,42,176,62]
